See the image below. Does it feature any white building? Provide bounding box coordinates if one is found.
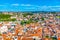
[0,25,8,33]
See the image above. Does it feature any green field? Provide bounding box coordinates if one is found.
[0,14,16,21]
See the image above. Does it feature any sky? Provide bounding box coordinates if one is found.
[0,0,60,12]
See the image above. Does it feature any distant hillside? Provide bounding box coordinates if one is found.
[0,11,60,14]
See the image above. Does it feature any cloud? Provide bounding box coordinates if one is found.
[20,4,34,6]
[18,5,60,11]
[31,5,60,11]
[0,3,60,11]
[11,4,33,6]
[11,4,19,6]
[36,6,60,8]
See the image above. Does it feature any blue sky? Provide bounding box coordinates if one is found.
[0,0,60,11]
